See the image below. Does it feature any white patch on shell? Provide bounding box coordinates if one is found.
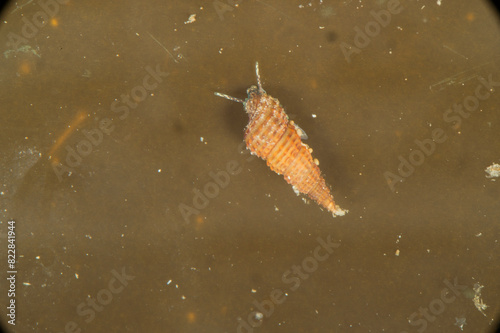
[291,120,308,140]
[485,163,500,179]
[292,185,300,196]
[332,206,348,217]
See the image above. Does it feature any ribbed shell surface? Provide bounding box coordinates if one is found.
[214,62,347,217]
[243,92,345,216]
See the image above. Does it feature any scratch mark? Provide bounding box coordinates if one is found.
[429,73,478,92]
[255,0,292,19]
[429,60,497,92]
[443,44,468,60]
[147,32,178,64]
[10,0,33,14]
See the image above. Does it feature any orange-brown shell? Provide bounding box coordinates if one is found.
[215,62,347,217]
[244,92,346,216]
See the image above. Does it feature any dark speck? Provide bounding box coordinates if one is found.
[326,31,337,42]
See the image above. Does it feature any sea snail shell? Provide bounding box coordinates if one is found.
[215,62,347,217]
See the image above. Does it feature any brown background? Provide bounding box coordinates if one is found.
[0,0,499,332]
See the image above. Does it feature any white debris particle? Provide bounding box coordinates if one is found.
[200,137,204,142]
[436,0,442,5]
[158,169,162,173]
[254,312,263,320]
[485,163,500,179]
[181,295,186,300]
[395,249,400,256]
[475,232,482,237]
[251,288,257,293]
[23,282,31,286]
[274,205,279,211]
[472,283,488,316]
[219,47,223,54]
[75,273,79,279]
[454,317,466,331]
[312,114,317,118]
[167,279,172,285]
[184,14,196,24]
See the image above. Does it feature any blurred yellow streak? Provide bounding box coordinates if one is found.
[19,61,32,75]
[466,12,475,22]
[186,311,196,323]
[48,111,88,165]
